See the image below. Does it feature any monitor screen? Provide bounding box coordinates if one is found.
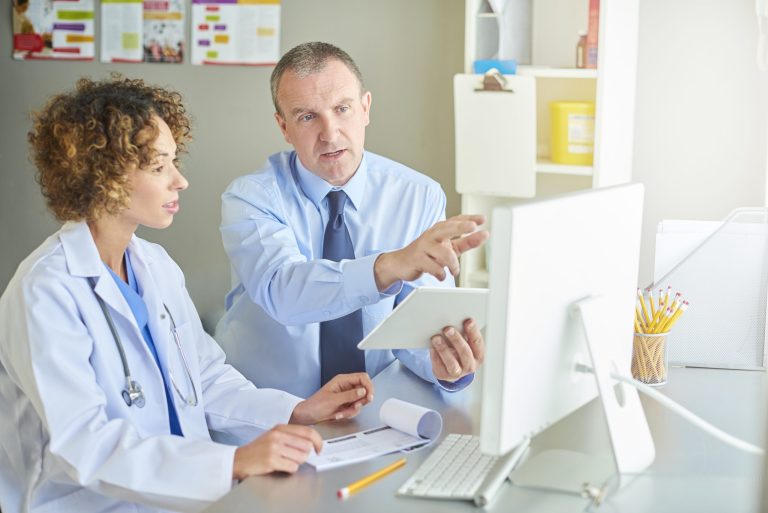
[480,183,645,457]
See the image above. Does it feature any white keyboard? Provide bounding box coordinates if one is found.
[397,434,498,500]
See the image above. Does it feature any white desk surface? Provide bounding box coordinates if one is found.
[203,364,765,513]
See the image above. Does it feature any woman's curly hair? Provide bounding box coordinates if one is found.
[28,75,191,221]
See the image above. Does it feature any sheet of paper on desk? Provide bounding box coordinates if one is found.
[306,398,442,471]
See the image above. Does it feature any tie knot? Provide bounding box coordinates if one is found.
[326,190,347,217]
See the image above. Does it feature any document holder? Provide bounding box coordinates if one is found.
[651,208,768,370]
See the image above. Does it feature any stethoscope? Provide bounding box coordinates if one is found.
[89,277,199,409]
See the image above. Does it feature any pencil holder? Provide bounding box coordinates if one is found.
[631,332,669,386]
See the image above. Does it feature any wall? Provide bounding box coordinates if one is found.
[4,0,767,324]
[633,0,768,285]
[0,0,465,329]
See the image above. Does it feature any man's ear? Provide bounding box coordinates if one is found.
[274,112,291,144]
[361,91,372,127]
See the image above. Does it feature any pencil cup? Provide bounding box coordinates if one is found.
[631,332,669,386]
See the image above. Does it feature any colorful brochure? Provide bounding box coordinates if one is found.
[191,0,280,66]
[13,0,95,60]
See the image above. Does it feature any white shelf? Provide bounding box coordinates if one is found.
[459,0,639,288]
[516,66,597,79]
[536,160,593,176]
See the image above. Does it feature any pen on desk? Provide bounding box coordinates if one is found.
[337,458,407,499]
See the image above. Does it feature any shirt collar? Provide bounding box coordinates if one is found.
[294,152,368,211]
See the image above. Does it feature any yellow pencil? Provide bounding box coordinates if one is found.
[653,306,673,334]
[337,458,407,499]
[647,289,656,317]
[649,306,663,332]
[637,289,651,326]
[670,292,682,313]
[635,307,646,332]
[661,301,689,332]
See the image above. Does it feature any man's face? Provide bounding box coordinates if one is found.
[274,59,371,186]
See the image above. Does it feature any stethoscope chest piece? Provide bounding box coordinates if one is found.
[90,275,197,410]
[122,380,146,408]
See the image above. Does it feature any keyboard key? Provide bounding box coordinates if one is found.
[397,434,499,501]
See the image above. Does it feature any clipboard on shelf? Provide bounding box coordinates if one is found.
[454,73,536,198]
[357,287,489,350]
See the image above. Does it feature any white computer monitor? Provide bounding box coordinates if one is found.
[480,183,655,492]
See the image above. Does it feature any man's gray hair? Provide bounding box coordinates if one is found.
[270,42,365,115]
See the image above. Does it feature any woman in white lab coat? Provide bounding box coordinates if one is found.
[0,76,374,513]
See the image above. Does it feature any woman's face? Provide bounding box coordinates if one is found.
[120,117,188,230]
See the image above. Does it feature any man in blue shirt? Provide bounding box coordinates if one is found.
[215,42,488,399]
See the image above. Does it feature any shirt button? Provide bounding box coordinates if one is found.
[324,311,331,319]
[160,313,166,320]
[360,295,369,304]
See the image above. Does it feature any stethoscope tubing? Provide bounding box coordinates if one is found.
[88,276,198,409]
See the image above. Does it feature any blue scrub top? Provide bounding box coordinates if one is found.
[106,253,183,436]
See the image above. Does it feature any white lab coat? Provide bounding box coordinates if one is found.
[0,222,303,513]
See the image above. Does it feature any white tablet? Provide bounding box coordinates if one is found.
[357,287,489,350]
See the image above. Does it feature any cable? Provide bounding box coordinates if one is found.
[610,371,764,456]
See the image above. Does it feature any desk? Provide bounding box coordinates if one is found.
[203,364,765,513]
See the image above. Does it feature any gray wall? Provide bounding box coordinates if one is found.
[0,1,465,329]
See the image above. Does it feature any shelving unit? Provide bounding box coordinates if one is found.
[456,0,640,287]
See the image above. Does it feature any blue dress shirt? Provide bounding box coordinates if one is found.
[106,253,183,436]
[215,151,472,398]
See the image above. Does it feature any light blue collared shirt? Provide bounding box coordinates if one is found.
[215,151,472,398]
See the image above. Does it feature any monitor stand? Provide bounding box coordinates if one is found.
[510,296,656,503]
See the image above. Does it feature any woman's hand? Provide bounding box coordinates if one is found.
[289,372,375,425]
[232,424,322,479]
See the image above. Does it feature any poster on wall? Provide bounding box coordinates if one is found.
[143,0,185,63]
[100,0,143,63]
[100,0,184,63]
[191,0,280,66]
[12,0,95,60]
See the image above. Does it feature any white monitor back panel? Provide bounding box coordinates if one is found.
[481,183,644,456]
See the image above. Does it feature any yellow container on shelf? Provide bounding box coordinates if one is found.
[550,101,595,165]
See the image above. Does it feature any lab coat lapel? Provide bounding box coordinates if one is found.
[127,239,174,387]
[59,222,155,361]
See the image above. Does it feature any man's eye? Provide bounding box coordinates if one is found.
[338,106,349,113]
[299,114,314,122]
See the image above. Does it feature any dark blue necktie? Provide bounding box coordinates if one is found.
[320,190,366,385]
